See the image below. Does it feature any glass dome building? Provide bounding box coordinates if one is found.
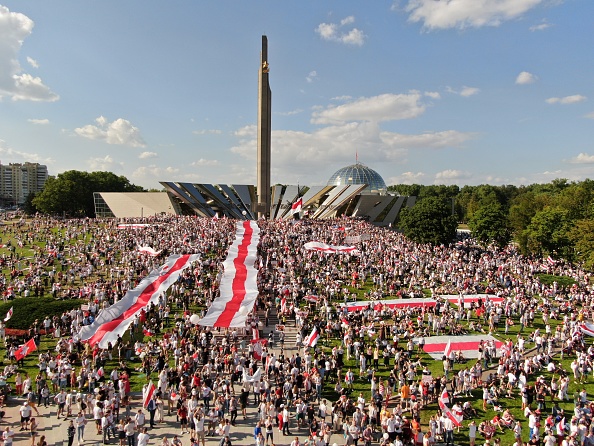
[327,162,387,195]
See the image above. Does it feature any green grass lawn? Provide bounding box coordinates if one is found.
[0,218,590,446]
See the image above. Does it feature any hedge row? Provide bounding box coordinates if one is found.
[0,297,84,331]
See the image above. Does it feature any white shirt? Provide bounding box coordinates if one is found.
[137,432,150,446]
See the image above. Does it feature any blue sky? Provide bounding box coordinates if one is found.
[0,1,592,190]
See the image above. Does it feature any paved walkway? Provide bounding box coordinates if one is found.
[1,384,322,446]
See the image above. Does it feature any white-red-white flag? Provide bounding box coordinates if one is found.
[438,396,462,427]
[4,306,13,322]
[197,221,260,328]
[143,381,155,408]
[304,326,320,347]
[251,338,268,360]
[137,246,162,257]
[79,254,199,349]
[303,295,319,303]
[547,256,556,266]
[440,387,450,405]
[292,197,303,214]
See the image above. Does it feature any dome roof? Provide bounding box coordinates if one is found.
[327,163,387,195]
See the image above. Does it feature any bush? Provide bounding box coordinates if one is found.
[0,297,84,330]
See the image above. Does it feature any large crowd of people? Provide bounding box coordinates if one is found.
[0,214,593,446]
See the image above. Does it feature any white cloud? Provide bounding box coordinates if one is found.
[434,169,472,184]
[380,130,475,150]
[447,86,480,97]
[424,91,441,99]
[529,20,551,31]
[192,129,222,135]
[315,16,366,46]
[231,120,474,184]
[26,56,38,68]
[404,0,545,30]
[0,6,58,102]
[546,95,587,105]
[311,92,426,124]
[191,158,219,167]
[0,139,53,164]
[276,109,303,116]
[340,16,355,26]
[139,151,157,159]
[88,155,123,171]
[515,71,538,85]
[74,116,146,147]
[568,153,594,164]
[132,165,180,179]
[28,118,49,125]
[388,171,426,184]
[331,95,353,102]
[584,112,594,119]
[460,86,480,97]
[306,71,318,83]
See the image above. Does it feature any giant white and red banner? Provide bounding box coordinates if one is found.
[339,294,503,313]
[415,335,503,360]
[304,242,359,255]
[79,254,200,348]
[199,221,260,328]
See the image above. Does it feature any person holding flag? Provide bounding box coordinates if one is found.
[14,338,37,366]
[304,326,320,348]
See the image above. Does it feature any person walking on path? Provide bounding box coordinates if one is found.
[29,417,38,446]
[67,420,75,446]
[75,411,87,444]
[147,395,157,428]
[137,428,149,446]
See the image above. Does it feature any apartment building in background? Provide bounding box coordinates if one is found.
[0,162,49,205]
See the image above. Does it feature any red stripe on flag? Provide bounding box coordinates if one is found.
[423,340,503,353]
[87,255,192,346]
[213,221,253,327]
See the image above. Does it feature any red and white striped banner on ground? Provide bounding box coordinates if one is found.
[304,242,359,255]
[416,335,503,360]
[79,254,200,348]
[198,221,260,328]
[117,224,152,229]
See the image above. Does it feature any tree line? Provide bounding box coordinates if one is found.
[22,171,594,268]
[392,179,594,268]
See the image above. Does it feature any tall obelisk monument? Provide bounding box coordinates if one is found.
[256,35,271,219]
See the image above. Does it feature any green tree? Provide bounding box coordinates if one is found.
[569,218,594,269]
[398,196,458,245]
[22,192,39,215]
[468,203,511,248]
[523,207,573,258]
[33,170,144,217]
